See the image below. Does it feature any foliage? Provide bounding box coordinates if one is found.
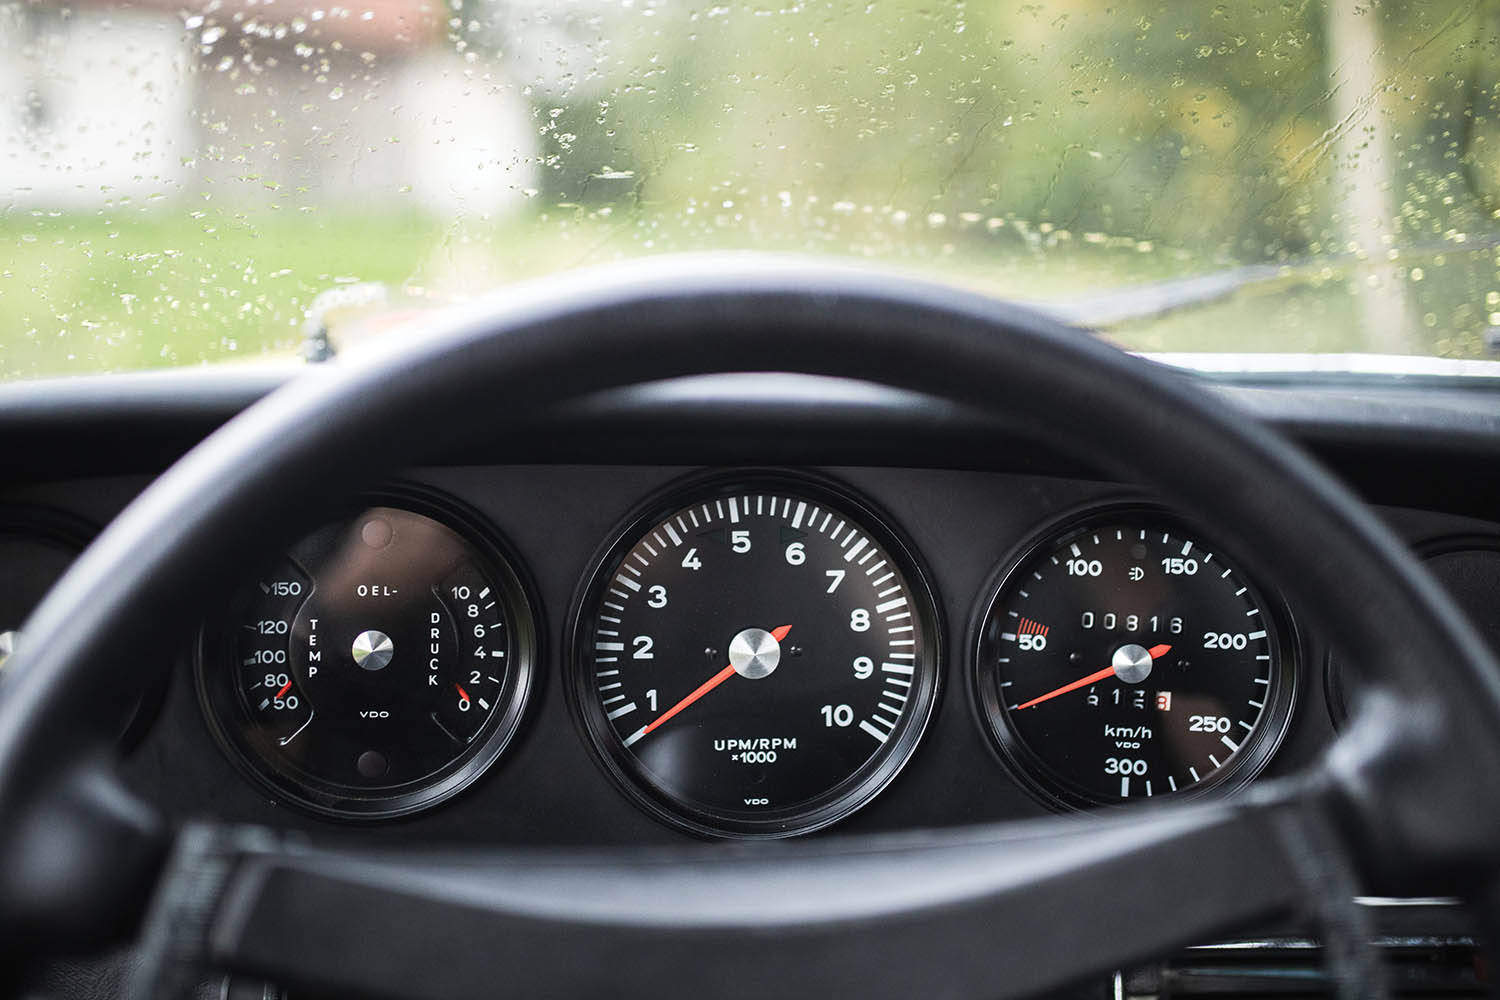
[4,0,1500,377]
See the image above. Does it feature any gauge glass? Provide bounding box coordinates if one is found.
[197,495,537,819]
[975,509,1295,809]
[572,475,940,838]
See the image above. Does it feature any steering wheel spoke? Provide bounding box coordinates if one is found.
[122,782,1338,1000]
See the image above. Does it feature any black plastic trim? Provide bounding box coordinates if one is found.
[4,369,1500,519]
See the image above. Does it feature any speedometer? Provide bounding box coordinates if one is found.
[974,507,1295,810]
[570,473,940,838]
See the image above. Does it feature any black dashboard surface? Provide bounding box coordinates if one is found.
[5,364,1500,846]
[120,465,1331,842]
[7,366,1500,999]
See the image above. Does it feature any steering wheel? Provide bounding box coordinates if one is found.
[3,257,1500,1000]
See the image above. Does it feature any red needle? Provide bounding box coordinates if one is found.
[456,684,471,703]
[632,624,792,741]
[1014,643,1172,710]
[274,678,293,700]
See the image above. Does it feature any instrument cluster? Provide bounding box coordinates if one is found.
[188,471,1304,835]
[8,469,1500,837]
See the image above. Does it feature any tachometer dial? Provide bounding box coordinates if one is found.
[197,490,537,819]
[571,474,940,838]
[974,507,1295,809]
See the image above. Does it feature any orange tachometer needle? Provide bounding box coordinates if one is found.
[456,684,471,703]
[624,624,792,746]
[1014,643,1172,710]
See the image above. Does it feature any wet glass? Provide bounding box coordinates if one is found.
[3,0,1499,379]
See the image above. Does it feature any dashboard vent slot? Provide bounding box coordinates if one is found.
[1122,936,1483,998]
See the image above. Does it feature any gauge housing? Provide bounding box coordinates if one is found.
[0,506,168,744]
[1327,534,1500,728]
[0,506,92,660]
[567,470,943,839]
[972,502,1299,812]
[195,484,540,820]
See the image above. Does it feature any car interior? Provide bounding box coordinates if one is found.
[7,2,1500,999]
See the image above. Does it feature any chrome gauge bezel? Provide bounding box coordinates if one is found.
[971,501,1299,813]
[195,484,540,821]
[566,469,943,839]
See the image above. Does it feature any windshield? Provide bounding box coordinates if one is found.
[4,0,1499,380]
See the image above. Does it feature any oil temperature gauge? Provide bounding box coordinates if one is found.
[197,492,537,819]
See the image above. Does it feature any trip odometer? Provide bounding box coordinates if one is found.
[975,508,1295,810]
[571,474,940,838]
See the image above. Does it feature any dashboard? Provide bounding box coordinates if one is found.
[3,369,1500,851]
[6,366,1500,997]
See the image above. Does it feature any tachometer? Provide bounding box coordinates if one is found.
[974,507,1295,810]
[197,489,538,819]
[570,473,940,838]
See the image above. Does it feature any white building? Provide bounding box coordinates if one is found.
[2,0,538,217]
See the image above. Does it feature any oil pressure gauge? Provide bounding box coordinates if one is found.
[974,506,1296,810]
[197,489,537,819]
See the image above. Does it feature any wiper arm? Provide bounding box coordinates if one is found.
[1037,235,1500,331]
[1035,263,1290,329]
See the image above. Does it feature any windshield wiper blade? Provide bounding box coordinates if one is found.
[1034,263,1289,329]
[1036,235,1500,331]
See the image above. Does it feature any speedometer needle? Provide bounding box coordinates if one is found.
[624,624,792,746]
[1014,643,1172,710]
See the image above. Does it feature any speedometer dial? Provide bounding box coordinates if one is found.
[974,507,1295,810]
[571,474,940,838]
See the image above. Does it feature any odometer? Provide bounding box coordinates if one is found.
[974,508,1295,809]
[570,474,940,838]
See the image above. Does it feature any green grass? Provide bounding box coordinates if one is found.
[1,211,444,378]
[2,208,1494,381]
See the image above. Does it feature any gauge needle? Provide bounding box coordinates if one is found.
[624,624,792,746]
[274,678,293,700]
[1014,643,1172,710]
[456,684,471,703]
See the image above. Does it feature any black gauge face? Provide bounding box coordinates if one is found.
[572,475,941,838]
[197,494,537,819]
[975,509,1295,809]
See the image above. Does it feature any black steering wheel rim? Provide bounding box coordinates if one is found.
[3,254,1500,991]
